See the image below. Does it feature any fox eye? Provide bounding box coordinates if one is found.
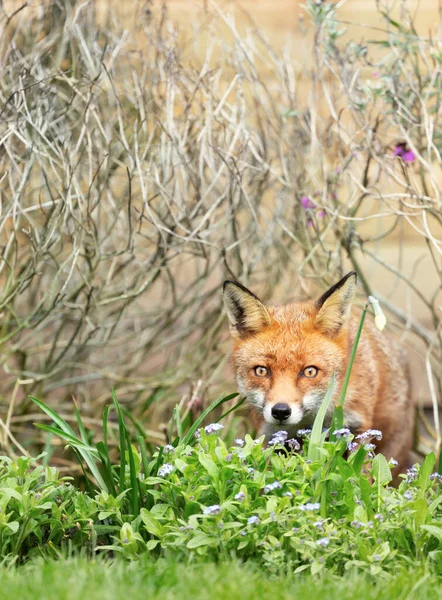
[253,366,269,377]
[302,366,319,378]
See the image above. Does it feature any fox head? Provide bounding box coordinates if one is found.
[222,272,357,433]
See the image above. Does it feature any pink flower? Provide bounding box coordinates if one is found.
[393,143,415,163]
[301,196,316,209]
[317,210,326,218]
[307,219,314,227]
[402,150,416,163]
[372,71,380,78]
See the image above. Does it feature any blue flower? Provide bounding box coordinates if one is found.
[204,504,221,515]
[287,438,301,451]
[158,463,174,477]
[299,502,321,511]
[316,537,330,547]
[204,423,224,435]
[356,429,382,442]
[248,515,259,525]
[333,428,351,438]
[405,464,420,483]
[264,481,282,493]
[268,430,288,446]
[297,428,312,436]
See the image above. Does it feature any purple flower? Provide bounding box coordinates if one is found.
[283,491,293,498]
[316,537,330,547]
[163,444,175,454]
[234,438,245,447]
[248,515,259,525]
[158,463,174,477]
[372,71,380,77]
[347,441,358,452]
[364,443,376,451]
[204,504,221,515]
[393,143,415,163]
[430,473,442,483]
[317,210,326,218]
[404,489,415,500]
[235,491,246,502]
[301,196,317,209]
[389,458,399,467]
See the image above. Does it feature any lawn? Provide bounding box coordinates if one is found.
[1,559,440,600]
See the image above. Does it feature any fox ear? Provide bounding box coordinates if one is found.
[315,272,357,335]
[222,281,270,337]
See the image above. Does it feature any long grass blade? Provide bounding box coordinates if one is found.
[308,373,336,462]
[31,396,108,492]
[181,393,239,446]
[111,388,127,494]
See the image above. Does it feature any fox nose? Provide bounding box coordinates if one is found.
[271,403,291,421]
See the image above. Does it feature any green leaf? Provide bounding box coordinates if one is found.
[198,453,219,478]
[417,453,435,492]
[414,498,428,528]
[372,454,392,486]
[140,508,165,538]
[186,533,216,549]
[421,524,442,543]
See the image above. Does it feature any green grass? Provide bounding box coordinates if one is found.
[1,559,441,600]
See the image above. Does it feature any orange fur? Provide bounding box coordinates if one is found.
[222,273,414,478]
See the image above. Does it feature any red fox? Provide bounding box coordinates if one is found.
[223,272,413,476]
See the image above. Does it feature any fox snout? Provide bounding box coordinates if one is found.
[262,394,322,428]
[271,403,291,421]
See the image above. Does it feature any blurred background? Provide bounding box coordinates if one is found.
[0,0,441,461]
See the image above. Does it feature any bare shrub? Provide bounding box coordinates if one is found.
[0,0,440,455]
